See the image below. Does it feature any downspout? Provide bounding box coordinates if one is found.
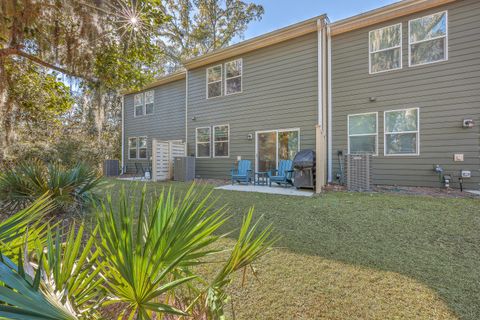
[185,71,189,145]
[317,19,323,127]
[316,17,328,192]
[327,23,333,183]
[121,95,125,174]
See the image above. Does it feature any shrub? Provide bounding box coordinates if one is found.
[0,159,103,212]
[0,184,277,320]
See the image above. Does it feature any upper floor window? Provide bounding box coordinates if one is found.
[225,59,242,95]
[196,127,211,158]
[409,11,447,66]
[207,65,222,99]
[213,125,229,157]
[134,93,144,117]
[384,108,419,156]
[369,24,402,74]
[145,90,154,115]
[348,112,378,155]
[134,91,154,117]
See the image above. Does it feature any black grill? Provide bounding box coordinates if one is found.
[292,149,316,189]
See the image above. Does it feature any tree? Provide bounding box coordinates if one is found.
[159,0,264,69]
[0,0,168,159]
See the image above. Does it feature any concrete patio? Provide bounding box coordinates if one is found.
[215,184,314,197]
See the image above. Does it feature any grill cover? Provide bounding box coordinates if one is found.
[293,149,315,169]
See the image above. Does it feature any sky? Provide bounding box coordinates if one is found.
[241,0,400,40]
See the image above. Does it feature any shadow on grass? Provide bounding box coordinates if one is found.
[100,180,480,320]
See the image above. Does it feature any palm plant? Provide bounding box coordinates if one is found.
[0,194,53,253]
[0,225,104,320]
[97,184,277,320]
[0,159,103,212]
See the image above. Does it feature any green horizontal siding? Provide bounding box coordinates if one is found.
[331,0,480,189]
[187,33,319,179]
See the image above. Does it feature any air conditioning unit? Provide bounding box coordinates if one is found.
[345,154,372,192]
[173,157,195,182]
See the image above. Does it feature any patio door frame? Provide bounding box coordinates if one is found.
[255,128,300,173]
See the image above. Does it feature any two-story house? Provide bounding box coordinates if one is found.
[122,0,480,191]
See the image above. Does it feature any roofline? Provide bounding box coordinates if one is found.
[330,0,456,36]
[183,14,328,70]
[121,71,186,95]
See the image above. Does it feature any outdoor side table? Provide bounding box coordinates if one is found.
[255,171,269,186]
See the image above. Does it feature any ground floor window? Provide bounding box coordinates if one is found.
[128,136,148,159]
[256,129,300,172]
[128,137,137,159]
[138,137,148,159]
[348,112,378,155]
[213,125,229,157]
[196,127,211,158]
[384,108,419,155]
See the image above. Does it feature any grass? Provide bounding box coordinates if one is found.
[99,179,480,319]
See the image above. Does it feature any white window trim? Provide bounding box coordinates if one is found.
[254,128,301,173]
[134,94,144,118]
[347,112,378,156]
[137,136,148,159]
[224,58,243,96]
[195,127,211,158]
[145,90,155,115]
[213,124,230,158]
[384,108,420,156]
[408,11,448,67]
[369,23,403,74]
[128,137,138,160]
[206,65,223,99]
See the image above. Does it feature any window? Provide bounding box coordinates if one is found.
[196,127,211,158]
[225,59,242,95]
[384,108,419,156]
[145,90,154,115]
[369,24,402,74]
[138,137,148,159]
[134,94,144,117]
[128,137,137,159]
[348,113,378,155]
[409,11,447,66]
[213,125,229,157]
[207,65,222,99]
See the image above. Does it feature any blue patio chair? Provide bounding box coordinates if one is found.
[231,160,252,185]
[268,159,294,187]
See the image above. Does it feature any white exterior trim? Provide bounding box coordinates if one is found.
[121,96,125,172]
[408,11,448,67]
[347,112,379,156]
[206,64,223,99]
[224,58,243,96]
[213,124,230,158]
[327,24,333,183]
[384,107,420,156]
[369,23,402,74]
[195,126,212,158]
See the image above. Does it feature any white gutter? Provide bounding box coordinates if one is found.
[185,71,189,145]
[317,19,323,127]
[327,24,333,182]
[121,95,125,173]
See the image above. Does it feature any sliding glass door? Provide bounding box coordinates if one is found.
[256,129,300,172]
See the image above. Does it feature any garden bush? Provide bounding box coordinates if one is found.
[0,184,277,320]
[0,159,103,212]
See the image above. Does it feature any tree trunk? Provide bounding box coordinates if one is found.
[0,59,8,161]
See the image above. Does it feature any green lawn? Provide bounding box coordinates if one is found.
[100,179,480,319]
